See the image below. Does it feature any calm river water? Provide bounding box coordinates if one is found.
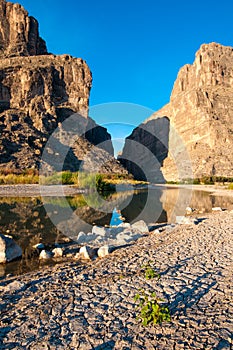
[0,186,233,277]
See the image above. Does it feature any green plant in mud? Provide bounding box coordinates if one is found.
[141,261,161,280]
[134,290,171,326]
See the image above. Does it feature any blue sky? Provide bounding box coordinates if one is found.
[11,0,233,152]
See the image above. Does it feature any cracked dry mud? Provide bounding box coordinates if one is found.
[0,211,232,349]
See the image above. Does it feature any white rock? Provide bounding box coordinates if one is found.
[33,243,45,250]
[131,220,148,233]
[116,231,143,244]
[186,207,195,214]
[39,250,53,260]
[0,234,22,263]
[4,234,13,239]
[97,245,110,258]
[76,232,88,243]
[77,232,96,244]
[152,229,160,234]
[118,222,131,229]
[1,281,25,293]
[109,226,124,237]
[176,216,198,225]
[52,248,63,258]
[92,226,109,237]
[212,207,222,211]
[78,246,96,260]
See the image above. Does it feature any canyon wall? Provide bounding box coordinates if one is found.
[0,0,125,174]
[120,43,233,181]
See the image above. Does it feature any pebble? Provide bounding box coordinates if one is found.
[52,248,63,258]
[76,246,96,260]
[33,243,45,250]
[212,207,223,211]
[39,250,53,260]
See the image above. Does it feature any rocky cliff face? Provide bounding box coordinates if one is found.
[0,0,47,57]
[0,0,125,174]
[120,43,233,181]
[119,118,170,183]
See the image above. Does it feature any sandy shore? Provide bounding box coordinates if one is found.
[0,210,232,349]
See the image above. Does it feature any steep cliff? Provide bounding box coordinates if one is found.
[119,118,170,183]
[0,0,125,174]
[120,43,233,181]
[0,0,47,57]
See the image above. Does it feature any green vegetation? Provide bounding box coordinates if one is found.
[228,183,233,190]
[167,176,233,185]
[134,290,171,326]
[0,170,116,192]
[0,173,39,184]
[40,171,78,185]
[134,261,170,326]
[141,262,161,280]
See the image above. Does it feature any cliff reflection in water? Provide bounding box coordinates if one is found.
[0,187,233,277]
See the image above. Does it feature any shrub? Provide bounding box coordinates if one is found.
[141,262,161,280]
[134,290,171,326]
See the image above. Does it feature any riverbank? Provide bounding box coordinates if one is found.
[157,183,233,198]
[0,184,84,197]
[0,210,232,349]
[0,183,232,198]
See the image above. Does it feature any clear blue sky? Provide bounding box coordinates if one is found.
[11,0,233,151]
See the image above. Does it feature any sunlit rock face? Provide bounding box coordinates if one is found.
[120,43,233,182]
[0,0,127,174]
[0,0,47,57]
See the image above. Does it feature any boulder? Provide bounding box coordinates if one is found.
[76,232,90,244]
[176,216,198,225]
[92,226,109,237]
[0,234,22,263]
[77,246,96,260]
[131,220,148,233]
[97,245,110,258]
[116,231,143,244]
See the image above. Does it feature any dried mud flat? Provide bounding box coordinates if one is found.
[0,211,232,349]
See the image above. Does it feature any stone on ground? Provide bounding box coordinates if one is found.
[131,220,148,233]
[0,234,22,263]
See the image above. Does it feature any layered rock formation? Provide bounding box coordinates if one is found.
[0,0,47,57]
[120,42,233,181]
[0,0,125,174]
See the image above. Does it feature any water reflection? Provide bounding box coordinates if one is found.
[0,187,233,277]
